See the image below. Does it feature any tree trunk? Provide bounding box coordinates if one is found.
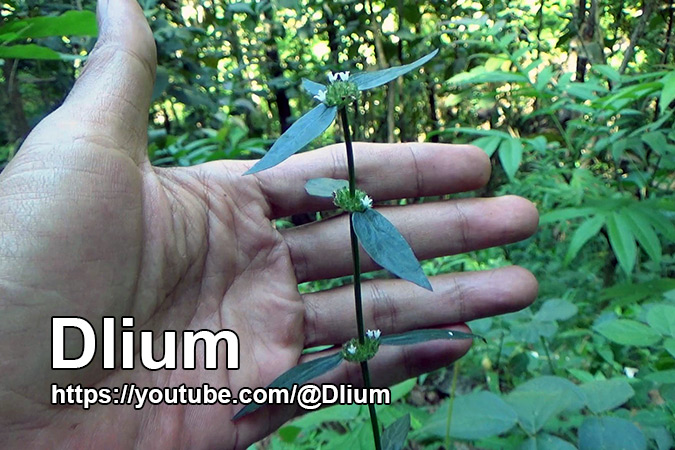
[1,59,30,145]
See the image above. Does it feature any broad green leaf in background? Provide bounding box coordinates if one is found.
[447,68,529,87]
[505,376,586,434]
[594,319,661,346]
[245,103,337,174]
[380,329,480,346]
[664,338,675,359]
[382,414,410,450]
[646,305,675,336]
[578,417,646,450]
[498,137,523,181]
[564,214,606,264]
[581,379,635,414]
[645,370,675,383]
[0,10,97,43]
[0,44,61,60]
[232,352,343,419]
[534,298,579,322]
[623,208,662,263]
[305,178,349,198]
[350,49,438,91]
[352,208,432,290]
[472,135,502,157]
[659,71,675,113]
[416,391,518,440]
[606,211,637,275]
[522,434,577,450]
[641,131,668,155]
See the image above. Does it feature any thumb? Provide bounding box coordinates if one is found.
[56,0,157,163]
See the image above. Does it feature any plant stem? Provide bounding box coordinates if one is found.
[340,107,382,450]
[445,361,460,450]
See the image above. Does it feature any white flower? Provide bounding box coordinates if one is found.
[361,195,373,209]
[314,89,327,103]
[366,329,381,340]
[347,344,357,354]
[624,367,638,378]
[327,71,350,84]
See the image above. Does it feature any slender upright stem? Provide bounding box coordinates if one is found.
[340,107,382,450]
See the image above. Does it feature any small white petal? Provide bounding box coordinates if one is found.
[314,90,327,102]
[361,195,373,209]
[347,344,357,354]
[373,329,381,339]
[327,72,338,84]
[338,71,350,81]
[448,331,454,336]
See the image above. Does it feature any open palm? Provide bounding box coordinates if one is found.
[0,1,538,448]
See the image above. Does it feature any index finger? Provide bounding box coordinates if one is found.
[207,142,491,219]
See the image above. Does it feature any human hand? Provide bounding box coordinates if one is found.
[0,0,538,448]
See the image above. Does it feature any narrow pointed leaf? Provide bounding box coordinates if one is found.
[564,214,605,264]
[352,209,432,290]
[245,104,337,175]
[498,137,523,181]
[606,211,637,275]
[380,329,482,346]
[305,178,349,198]
[623,208,662,263]
[382,414,411,450]
[302,78,326,96]
[350,49,439,91]
[232,352,343,420]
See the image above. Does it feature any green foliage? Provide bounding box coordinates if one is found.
[4,0,675,449]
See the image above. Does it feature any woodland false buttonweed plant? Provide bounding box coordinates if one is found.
[236,48,481,449]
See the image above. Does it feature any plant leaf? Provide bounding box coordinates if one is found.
[380,328,481,346]
[498,137,523,180]
[564,214,606,264]
[350,49,438,91]
[302,78,326,96]
[382,414,410,450]
[1,10,97,43]
[305,178,349,198]
[232,352,343,420]
[646,304,675,336]
[472,135,502,157]
[245,104,337,174]
[579,417,647,450]
[505,376,586,434]
[581,379,635,414]
[623,208,662,263]
[352,209,432,290]
[0,44,62,60]
[606,211,637,275]
[415,391,518,440]
[594,319,661,346]
[660,71,675,113]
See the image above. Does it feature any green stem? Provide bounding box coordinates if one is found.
[445,361,460,450]
[341,107,381,450]
[540,336,556,375]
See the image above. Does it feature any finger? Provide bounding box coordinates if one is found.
[200,143,491,219]
[24,0,157,163]
[284,195,538,283]
[303,265,537,347]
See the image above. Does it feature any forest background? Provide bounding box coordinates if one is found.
[1,0,674,448]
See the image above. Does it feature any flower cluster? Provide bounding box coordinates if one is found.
[341,329,382,363]
[314,71,360,108]
[333,187,372,212]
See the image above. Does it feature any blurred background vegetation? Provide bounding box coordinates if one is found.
[1,0,674,448]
